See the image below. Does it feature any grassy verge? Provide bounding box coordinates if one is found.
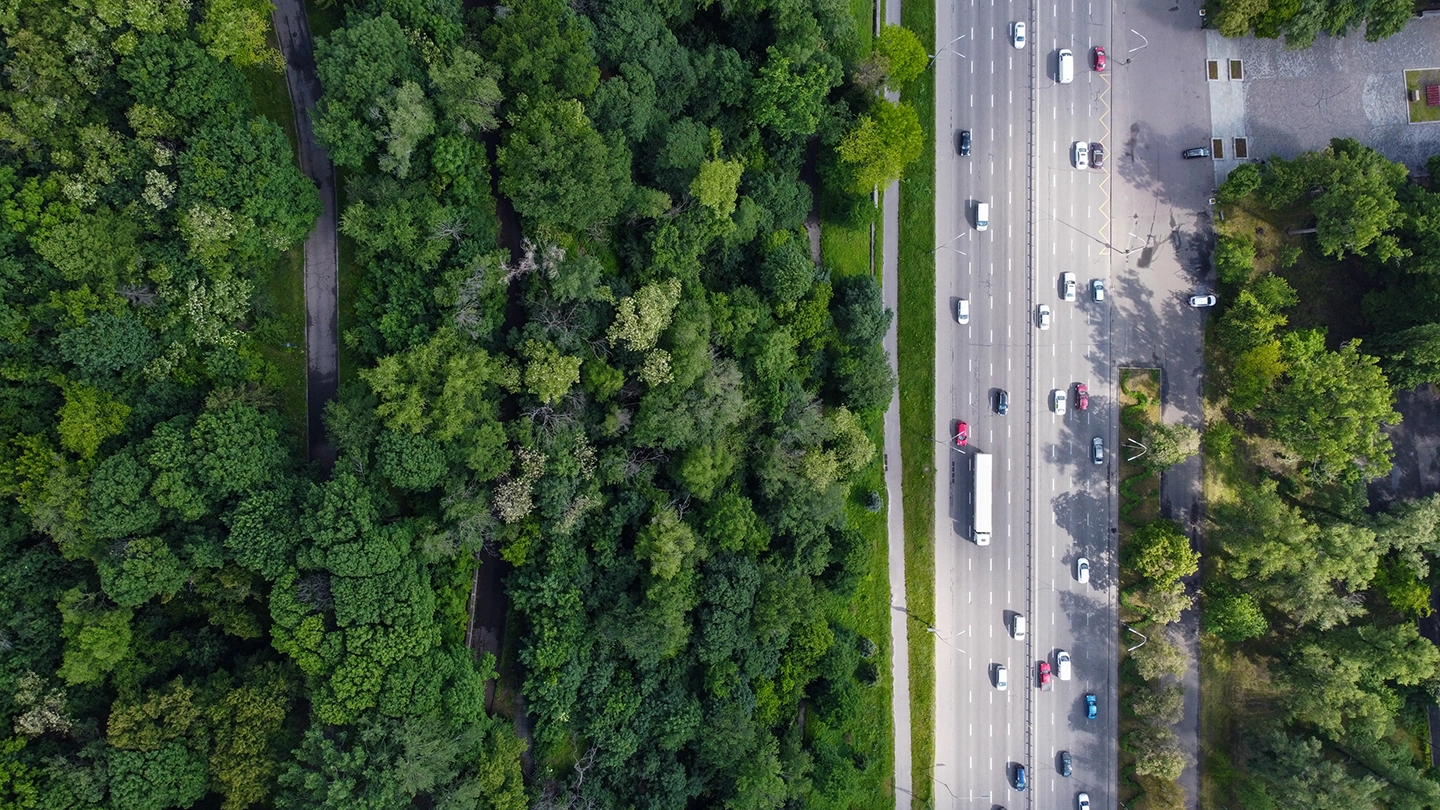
[1115,368,1160,807]
[897,0,936,803]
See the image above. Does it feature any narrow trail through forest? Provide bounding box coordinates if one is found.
[271,0,340,471]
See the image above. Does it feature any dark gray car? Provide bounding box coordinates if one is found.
[1060,750,1072,777]
[1182,146,1211,159]
[996,389,1009,415]
[958,129,972,156]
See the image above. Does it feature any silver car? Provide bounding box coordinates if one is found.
[1091,437,1104,465]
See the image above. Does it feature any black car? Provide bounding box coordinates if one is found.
[1060,750,1072,777]
[996,389,1009,415]
[958,129,972,156]
[1182,146,1211,159]
[1089,142,1104,169]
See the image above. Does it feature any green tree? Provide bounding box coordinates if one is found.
[1128,521,1198,589]
[375,81,435,179]
[1127,725,1187,780]
[56,588,133,685]
[98,536,190,608]
[749,47,840,138]
[198,0,284,70]
[191,403,289,499]
[376,430,449,491]
[1217,162,1263,202]
[87,450,162,540]
[1130,683,1186,725]
[520,338,582,405]
[108,743,209,810]
[833,274,892,347]
[478,0,599,101]
[497,98,632,230]
[836,99,925,191]
[428,47,502,135]
[1213,233,1257,285]
[1305,139,1409,261]
[1139,421,1202,471]
[1372,323,1440,390]
[691,158,744,219]
[1265,330,1398,485]
[875,25,928,87]
[313,12,423,168]
[1131,628,1186,681]
[760,231,814,303]
[1203,590,1268,640]
[635,508,698,581]
[56,381,130,460]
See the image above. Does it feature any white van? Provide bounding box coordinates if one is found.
[975,202,989,231]
[1057,649,1072,681]
[1058,49,1074,84]
[1011,613,1026,641]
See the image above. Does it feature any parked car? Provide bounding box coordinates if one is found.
[1062,271,1077,301]
[1060,750,1073,777]
[1078,792,1091,810]
[995,664,1008,690]
[1038,661,1052,687]
[1072,140,1088,169]
[957,298,970,323]
[1075,557,1090,584]
[1013,764,1027,791]
[1075,383,1089,410]
[1182,146,1211,159]
[1091,279,1105,301]
[1052,388,1067,415]
[1091,437,1104,465]
[1038,304,1052,330]
[1012,21,1026,48]
[996,389,1009,415]
[958,129,972,156]
[1089,142,1105,169]
[1085,694,1098,719]
[1189,294,1217,307]
[954,420,969,447]
[1092,46,1106,71]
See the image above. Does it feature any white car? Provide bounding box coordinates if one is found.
[1012,21,1026,49]
[1078,792,1091,810]
[995,664,1008,690]
[1052,388,1067,415]
[1073,141,1088,169]
[1091,279,1106,301]
[1076,557,1090,583]
[1038,304,1051,330]
[1062,272,1077,302]
[1189,294,1217,308]
[957,298,970,324]
[1057,649,1072,680]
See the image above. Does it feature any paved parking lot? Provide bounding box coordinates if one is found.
[1206,16,1440,178]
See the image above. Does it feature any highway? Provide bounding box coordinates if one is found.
[931,0,1119,806]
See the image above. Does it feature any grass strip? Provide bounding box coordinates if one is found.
[897,0,936,803]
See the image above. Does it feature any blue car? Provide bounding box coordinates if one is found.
[1013,764,1026,791]
[1085,694,1098,719]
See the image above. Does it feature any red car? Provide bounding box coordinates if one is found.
[1076,384,1089,411]
[1093,46,1106,72]
[954,421,969,447]
[1038,661,1052,687]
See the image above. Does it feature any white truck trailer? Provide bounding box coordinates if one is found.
[973,452,992,545]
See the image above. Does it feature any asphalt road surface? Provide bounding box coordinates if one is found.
[932,0,1119,806]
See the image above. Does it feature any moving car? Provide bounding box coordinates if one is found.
[1057,48,1074,83]
[1089,142,1105,169]
[1091,279,1105,301]
[1189,294,1217,307]
[1091,437,1104,465]
[1078,792,1091,810]
[1060,750,1073,777]
[1038,304,1052,330]
[954,420,969,447]
[1092,46,1106,71]
[1057,649,1073,680]
[1013,764,1027,791]
[995,664,1008,690]
[957,298,970,323]
[1012,21,1026,49]
[1075,557,1090,584]
[996,389,1009,415]
[1062,271,1077,301]
[975,201,989,231]
[1075,383,1089,411]
[1038,661,1052,687]
[1182,146,1212,159]
[1052,388,1067,415]
[1011,613,1027,640]
[1072,140,1088,169]
[1085,694,1098,719]
[958,129,972,156]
